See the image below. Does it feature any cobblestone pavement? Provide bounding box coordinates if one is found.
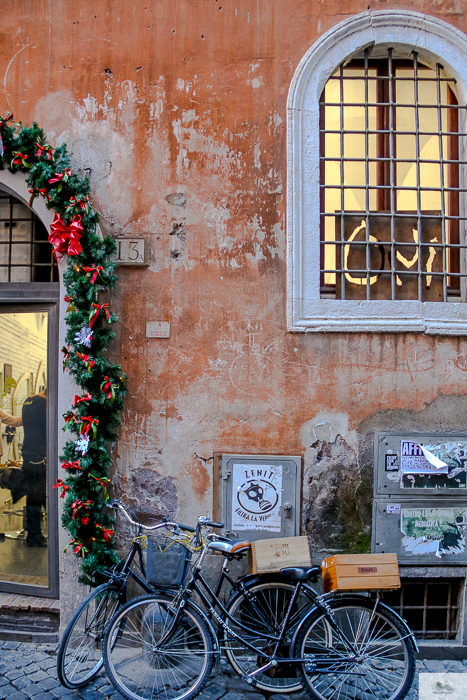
[0,641,465,700]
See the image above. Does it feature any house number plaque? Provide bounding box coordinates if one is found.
[112,239,146,265]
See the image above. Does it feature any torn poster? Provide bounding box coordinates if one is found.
[400,441,449,475]
[401,506,467,558]
[232,463,282,532]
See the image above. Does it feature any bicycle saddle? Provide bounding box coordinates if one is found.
[207,539,250,555]
[280,566,322,581]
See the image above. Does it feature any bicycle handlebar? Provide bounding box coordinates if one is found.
[107,499,195,533]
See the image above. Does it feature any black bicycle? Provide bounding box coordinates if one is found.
[102,519,417,700]
[57,501,197,689]
[57,501,319,693]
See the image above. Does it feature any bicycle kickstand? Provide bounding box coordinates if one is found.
[242,659,279,686]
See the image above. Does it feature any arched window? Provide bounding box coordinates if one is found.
[0,190,57,283]
[288,11,467,333]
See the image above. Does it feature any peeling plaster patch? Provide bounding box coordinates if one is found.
[77,95,100,120]
[115,467,178,520]
[149,78,166,120]
[268,112,283,132]
[301,411,357,454]
[268,222,285,259]
[165,192,186,207]
[254,143,261,169]
[183,453,211,499]
[251,77,263,89]
[171,115,239,176]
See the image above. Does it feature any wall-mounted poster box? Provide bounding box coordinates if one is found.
[220,454,301,540]
[374,432,467,497]
[373,499,467,565]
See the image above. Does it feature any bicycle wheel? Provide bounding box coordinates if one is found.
[223,579,318,693]
[294,597,416,700]
[57,582,124,689]
[103,593,214,700]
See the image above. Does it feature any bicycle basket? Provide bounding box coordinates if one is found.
[146,537,192,589]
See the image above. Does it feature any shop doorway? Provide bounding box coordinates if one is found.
[0,189,59,598]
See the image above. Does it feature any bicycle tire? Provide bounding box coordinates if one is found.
[294,597,416,700]
[223,579,318,693]
[57,582,124,689]
[103,593,215,700]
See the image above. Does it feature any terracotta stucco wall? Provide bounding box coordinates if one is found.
[1,1,467,601]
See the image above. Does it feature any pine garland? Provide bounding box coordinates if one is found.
[0,113,126,584]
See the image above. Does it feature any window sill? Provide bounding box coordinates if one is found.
[288,299,467,335]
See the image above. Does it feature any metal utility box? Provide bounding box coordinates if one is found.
[221,454,301,540]
[373,499,467,565]
[374,432,467,497]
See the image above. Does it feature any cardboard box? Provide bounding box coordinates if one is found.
[321,553,400,593]
[248,536,311,574]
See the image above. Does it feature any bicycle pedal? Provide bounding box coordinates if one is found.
[241,674,258,686]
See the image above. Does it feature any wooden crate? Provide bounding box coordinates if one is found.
[248,536,311,574]
[321,553,400,593]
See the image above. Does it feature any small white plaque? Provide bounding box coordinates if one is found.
[113,239,145,265]
[146,322,170,338]
[386,504,401,514]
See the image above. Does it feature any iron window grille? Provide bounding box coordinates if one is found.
[320,47,466,302]
[383,578,462,641]
[0,193,57,283]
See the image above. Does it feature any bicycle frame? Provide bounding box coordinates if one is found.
[155,545,312,675]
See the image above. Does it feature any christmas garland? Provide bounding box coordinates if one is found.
[0,113,126,584]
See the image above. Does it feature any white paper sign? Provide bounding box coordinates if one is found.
[387,504,401,514]
[232,464,282,532]
[400,441,449,474]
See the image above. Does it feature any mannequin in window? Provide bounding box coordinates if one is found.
[21,388,46,548]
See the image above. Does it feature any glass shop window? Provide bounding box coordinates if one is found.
[0,312,49,587]
[320,48,465,301]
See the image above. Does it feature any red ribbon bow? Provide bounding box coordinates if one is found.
[100,376,116,404]
[61,345,71,371]
[80,415,99,439]
[48,167,72,185]
[82,265,104,284]
[61,460,82,471]
[48,213,83,263]
[69,539,89,557]
[90,474,110,499]
[28,187,51,207]
[0,112,15,128]
[53,479,70,499]
[73,392,92,407]
[89,303,110,327]
[71,499,92,522]
[36,142,53,160]
[62,411,78,431]
[64,295,75,312]
[96,523,113,543]
[76,352,95,374]
[65,195,89,212]
[11,151,31,168]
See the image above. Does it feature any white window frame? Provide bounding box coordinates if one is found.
[287,10,467,334]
